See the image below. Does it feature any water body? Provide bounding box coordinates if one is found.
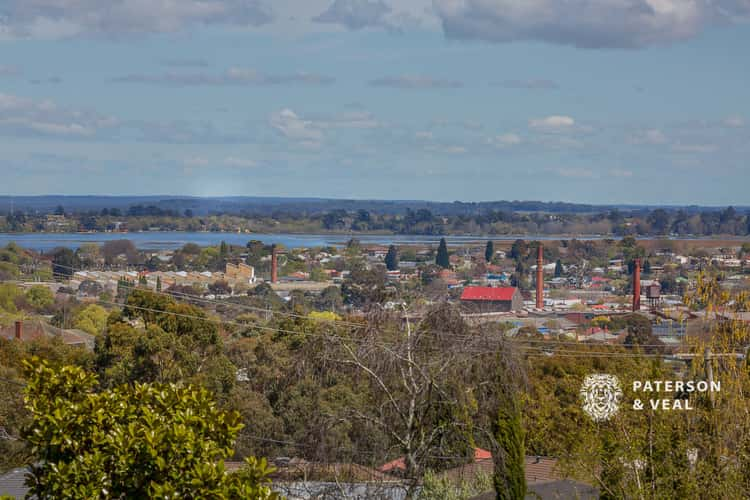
[0,231,610,252]
[0,231,732,252]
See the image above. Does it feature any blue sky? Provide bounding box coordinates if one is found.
[1,0,749,205]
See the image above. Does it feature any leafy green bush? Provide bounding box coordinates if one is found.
[22,359,280,499]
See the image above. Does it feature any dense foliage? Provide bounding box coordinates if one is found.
[3,204,750,236]
[22,359,279,499]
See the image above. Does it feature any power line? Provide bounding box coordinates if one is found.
[45,274,726,358]
[28,268,742,358]
[49,263,367,329]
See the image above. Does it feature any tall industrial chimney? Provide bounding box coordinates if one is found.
[536,244,544,309]
[14,320,22,340]
[633,258,641,312]
[271,245,278,284]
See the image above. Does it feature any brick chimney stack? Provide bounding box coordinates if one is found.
[14,320,22,340]
[536,244,544,309]
[271,245,278,284]
[633,258,641,312]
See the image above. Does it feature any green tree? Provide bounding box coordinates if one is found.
[99,290,232,394]
[485,240,494,264]
[156,276,162,292]
[554,259,563,278]
[25,286,55,311]
[73,304,109,336]
[643,259,652,274]
[509,239,527,261]
[493,385,525,499]
[0,283,21,313]
[436,238,450,269]
[385,245,399,271]
[622,313,657,347]
[51,247,80,279]
[315,286,343,311]
[22,359,279,499]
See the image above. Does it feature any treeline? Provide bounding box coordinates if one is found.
[2,205,750,237]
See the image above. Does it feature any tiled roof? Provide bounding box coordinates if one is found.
[0,320,94,349]
[439,455,560,485]
[379,448,492,473]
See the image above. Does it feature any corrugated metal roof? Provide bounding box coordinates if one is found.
[460,287,518,302]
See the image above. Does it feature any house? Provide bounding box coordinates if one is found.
[226,458,407,500]
[378,451,598,500]
[379,448,492,475]
[0,320,94,350]
[365,246,390,259]
[460,287,524,312]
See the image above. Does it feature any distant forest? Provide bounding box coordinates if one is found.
[0,197,749,237]
[0,195,746,217]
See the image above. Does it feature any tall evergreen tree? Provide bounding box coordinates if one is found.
[385,245,399,271]
[485,240,495,263]
[436,238,450,269]
[494,385,526,500]
[643,259,652,274]
[554,259,563,278]
[156,276,162,292]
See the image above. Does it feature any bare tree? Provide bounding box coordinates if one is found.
[325,303,524,498]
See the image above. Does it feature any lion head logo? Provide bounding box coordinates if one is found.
[580,374,623,422]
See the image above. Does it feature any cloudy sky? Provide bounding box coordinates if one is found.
[1,0,749,204]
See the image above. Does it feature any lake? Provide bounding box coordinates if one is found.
[0,231,614,252]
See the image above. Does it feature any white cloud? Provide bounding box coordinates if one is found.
[183,156,210,168]
[432,0,750,49]
[270,108,325,143]
[632,128,667,145]
[315,111,381,129]
[0,92,116,138]
[268,108,383,148]
[723,115,745,128]
[224,157,258,168]
[369,75,463,89]
[0,0,273,39]
[495,133,522,146]
[113,68,334,86]
[313,0,391,29]
[529,115,575,132]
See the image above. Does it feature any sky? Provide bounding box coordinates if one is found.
[1,0,749,205]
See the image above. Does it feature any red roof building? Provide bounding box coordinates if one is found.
[460,286,524,312]
[379,448,492,474]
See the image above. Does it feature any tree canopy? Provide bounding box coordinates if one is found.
[22,359,279,499]
[436,238,450,269]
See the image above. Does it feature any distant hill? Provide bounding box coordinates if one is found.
[0,195,745,216]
